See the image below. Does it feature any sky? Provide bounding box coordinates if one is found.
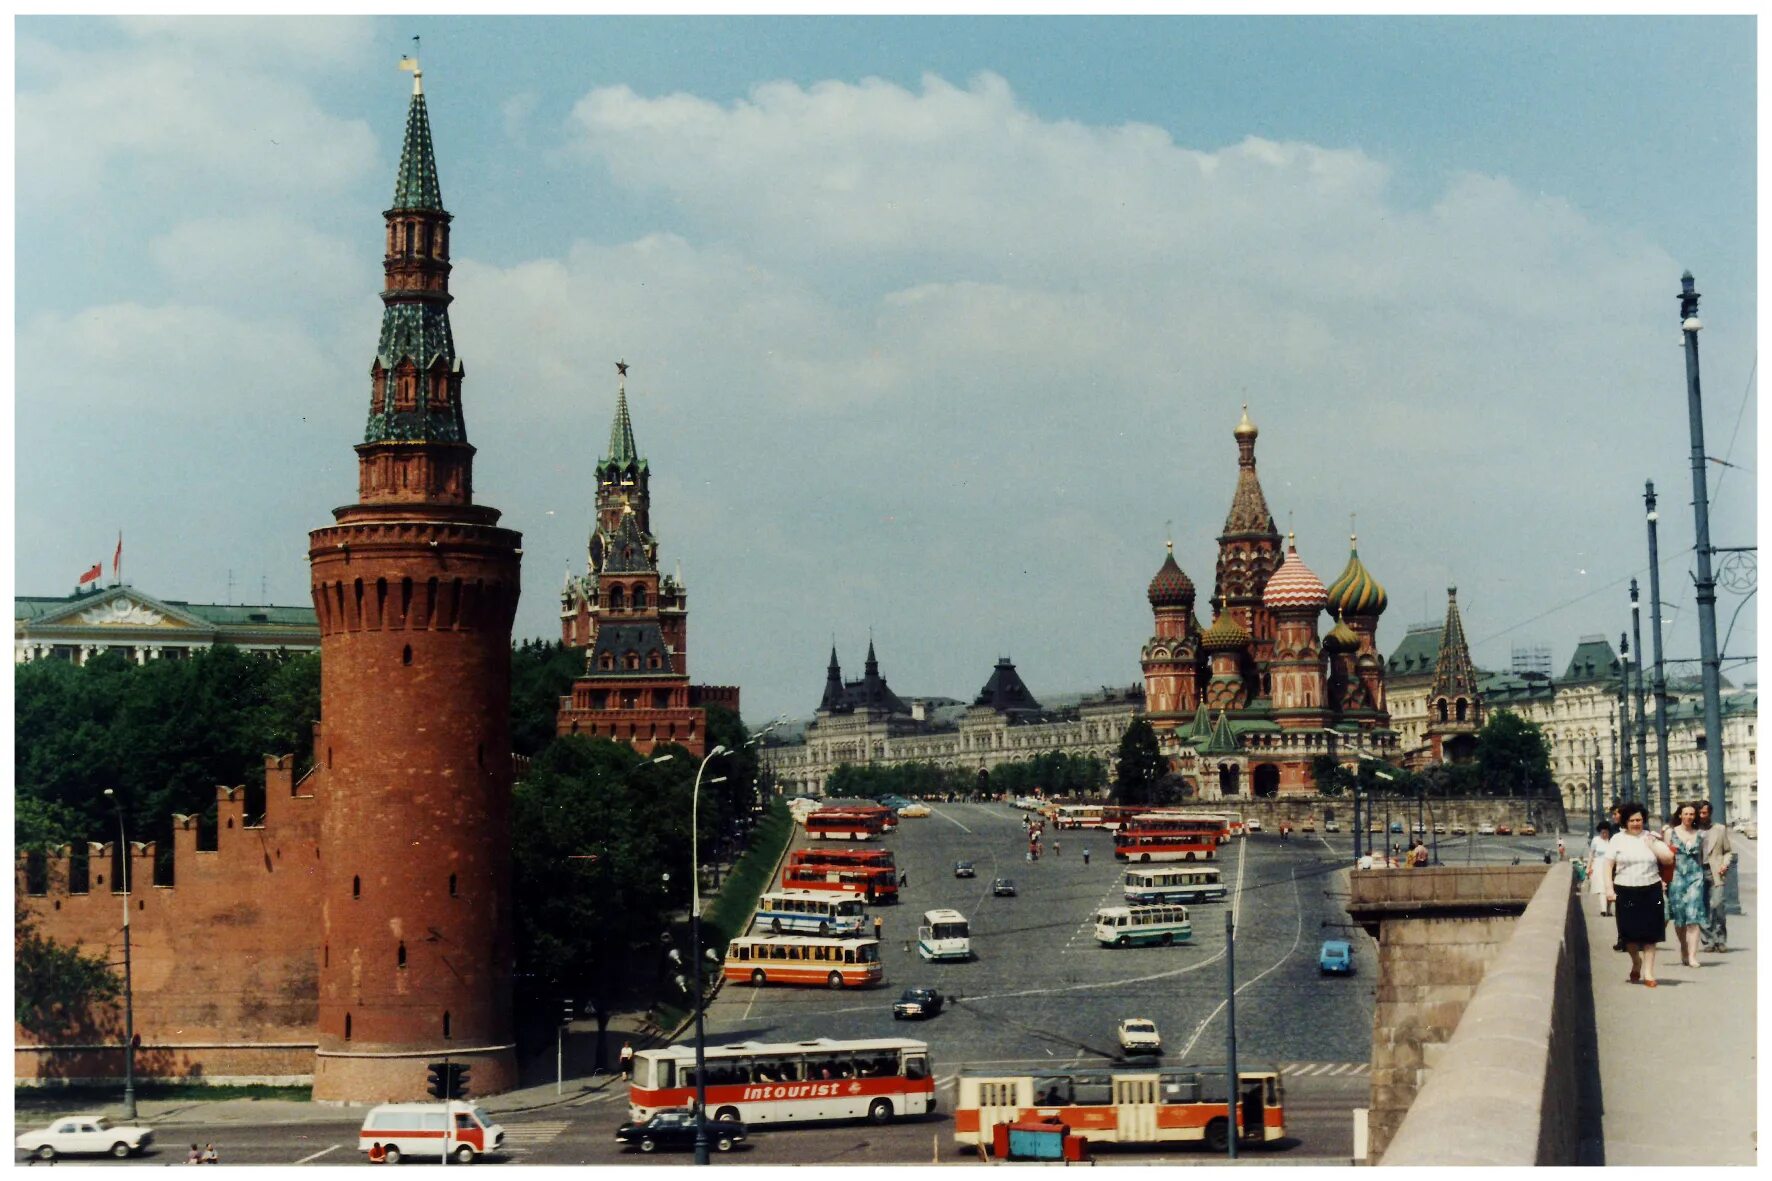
[14,14,1759,727]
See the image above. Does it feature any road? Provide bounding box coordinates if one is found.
[25,801,1617,1166]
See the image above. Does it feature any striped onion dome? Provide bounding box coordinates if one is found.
[1262,534,1328,611]
[1322,621,1361,652]
[1147,543,1196,608]
[1201,610,1251,652]
[1326,533,1388,618]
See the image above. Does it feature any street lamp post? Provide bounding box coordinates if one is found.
[690,743,729,1167]
[101,789,136,1121]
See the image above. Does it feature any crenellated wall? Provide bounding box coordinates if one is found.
[15,755,325,1086]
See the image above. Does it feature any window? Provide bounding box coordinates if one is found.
[402,644,413,666]
[632,584,647,610]
[449,873,458,896]
[397,942,407,969]
[344,1013,353,1040]
[444,1011,452,1038]
[353,875,361,899]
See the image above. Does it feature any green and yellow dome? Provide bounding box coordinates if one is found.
[1326,533,1387,619]
[1201,609,1251,652]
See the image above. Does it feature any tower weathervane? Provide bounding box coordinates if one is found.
[398,35,422,95]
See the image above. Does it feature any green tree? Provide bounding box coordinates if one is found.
[15,903,120,1040]
[1309,755,1357,797]
[509,639,585,757]
[1113,719,1168,807]
[1475,710,1555,797]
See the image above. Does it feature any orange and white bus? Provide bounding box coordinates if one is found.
[805,809,888,841]
[1114,813,1225,862]
[954,1064,1284,1153]
[722,935,883,989]
[780,862,898,903]
[628,1036,935,1126]
[789,846,897,872]
[1053,804,1111,830]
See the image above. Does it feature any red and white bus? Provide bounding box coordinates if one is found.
[1114,814,1224,862]
[954,1064,1284,1153]
[789,846,897,872]
[780,862,899,903]
[722,935,884,989]
[628,1036,935,1126]
[805,809,888,841]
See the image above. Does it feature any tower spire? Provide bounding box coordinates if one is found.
[606,360,640,467]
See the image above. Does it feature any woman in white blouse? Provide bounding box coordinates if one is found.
[1599,802,1674,986]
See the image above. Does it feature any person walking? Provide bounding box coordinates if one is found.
[1664,803,1707,968]
[1589,821,1614,915]
[1696,801,1735,952]
[1082,847,1090,866]
[1054,839,1062,858]
[898,869,908,888]
[1599,802,1674,986]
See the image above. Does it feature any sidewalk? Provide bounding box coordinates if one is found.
[1583,837,1756,1164]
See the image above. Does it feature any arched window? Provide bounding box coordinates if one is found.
[449,873,458,897]
[403,645,413,666]
[609,585,625,610]
[632,584,647,610]
[352,875,361,899]
[443,1011,452,1039]
[1456,699,1468,722]
[345,1013,353,1040]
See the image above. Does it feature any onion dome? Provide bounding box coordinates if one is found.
[1201,610,1250,652]
[1234,404,1258,440]
[1323,621,1360,653]
[1147,542,1196,608]
[1326,532,1387,618]
[1262,533,1329,611]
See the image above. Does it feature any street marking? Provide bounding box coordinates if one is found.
[293,1146,340,1165]
[1176,863,1305,1061]
[933,808,974,834]
[500,1120,572,1153]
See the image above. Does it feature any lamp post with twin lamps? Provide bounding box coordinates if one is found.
[689,743,729,1166]
[101,789,137,1120]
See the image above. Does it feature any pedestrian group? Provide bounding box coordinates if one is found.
[1589,798,1736,988]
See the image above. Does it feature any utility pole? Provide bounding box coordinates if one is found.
[1223,908,1240,1160]
[1628,580,1652,813]
[1643,482,1673,814]
[1616,634,1636,803]
[1678,271,1728,824]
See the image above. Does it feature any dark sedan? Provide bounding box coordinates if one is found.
[615,1109,746,1154]
[953,861,976,879]
[991,878,1017,896]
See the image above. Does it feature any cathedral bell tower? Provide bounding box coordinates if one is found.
[307,61,521,1101]
[1213,408,1284,693]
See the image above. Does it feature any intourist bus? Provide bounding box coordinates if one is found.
[780,862,898,903]
[754,890,868,936]
[628,1036,935,1126]
[1123,865,1228,905]
[723,935,883,989]
[1094,904,1193,947]
[953,1065,1284,1153]
[916,909,972,962]
[1114,814,1223,862]
[804,809,887,841]
[789,846,897,872]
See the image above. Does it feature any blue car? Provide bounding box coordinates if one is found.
[1319,940,1354,976]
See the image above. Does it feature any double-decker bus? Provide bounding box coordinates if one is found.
[1094,903,1192,947]
[789,846,897,873]
[1123,865,1227,905]
[723,935,883,989]
[1114,813,1224,862]
[954,1064,1284,1153]
[628,1036,935,1126]
[779,862,898,904]
[804,809,887,841]
[754,890,868,936]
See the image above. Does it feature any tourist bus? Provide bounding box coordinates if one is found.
[780,863,898,904]
[1054,804,1112,830]
[1094,903,1192,947]
[916,908,972,961]
[1114,814,1223,862]
[822,801,898,831]
[953,1064,1284,1153]
[804,809,887,841]
[754,890,868,936]
[789,846,897,872]
[1134,812,1231,843]
[1122,865,1227,905]
[722,935,883,989]
[628,1036,935,1126]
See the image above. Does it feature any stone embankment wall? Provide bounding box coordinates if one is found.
[1234,795,1571,837]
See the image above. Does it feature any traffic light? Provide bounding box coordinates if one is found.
[426,1062,448,1099]
[561,998,575,1026]
[448,1064,470,1100]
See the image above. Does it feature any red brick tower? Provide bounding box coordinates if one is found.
[1141,542,1202,732]
[307,63,521,1101]
[1213,407,1283,698]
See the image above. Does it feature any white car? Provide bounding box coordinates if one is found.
[16,1115,154,1161]
[1245,819,1263,833]
[1116,1018,1162,1055]
[1476,823,1496,836]
[898,804,931,818]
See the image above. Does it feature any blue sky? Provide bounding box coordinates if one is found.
[15,15,1758,724]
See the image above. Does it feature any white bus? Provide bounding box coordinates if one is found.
[1122,865,1227,906]
[917,908,972,961]
[754,890,868,936]
[628,1037,935,1126]
[1094,904,1192,948]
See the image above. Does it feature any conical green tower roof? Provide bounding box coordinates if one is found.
[391,80,444,211]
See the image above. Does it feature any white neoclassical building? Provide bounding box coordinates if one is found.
[16,585,319,665]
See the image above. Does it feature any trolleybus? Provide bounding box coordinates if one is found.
[722,935,883,989]
[628,1036,935,1126]
[1122,865,1227,905]
[953,1064,1284,1153]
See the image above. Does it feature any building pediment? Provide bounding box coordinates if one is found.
[25,587,217,633]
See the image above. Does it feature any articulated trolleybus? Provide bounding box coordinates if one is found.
[954,1064,1284,1153]
[723,934,883,989]
[1123,865,1228,905]
[629,1037,935,1126]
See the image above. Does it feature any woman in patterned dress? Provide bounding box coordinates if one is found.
[1664,802,1707,968]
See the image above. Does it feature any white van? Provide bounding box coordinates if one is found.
[358,1101,506,1163]
[916,908,972,961]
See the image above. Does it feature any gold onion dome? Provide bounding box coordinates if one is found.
[1323,621,1360,652]
[1147,543,1196,607]
[1201,610,1251,652]
[1326,533,1388,618]
[1262,534,1328,611]
[1234,404,1258,439]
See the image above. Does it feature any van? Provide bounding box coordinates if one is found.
[358,1101,506,1163]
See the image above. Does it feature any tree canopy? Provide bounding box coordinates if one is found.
[1113,718,1169,807]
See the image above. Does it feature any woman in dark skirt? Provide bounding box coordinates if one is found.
[1601,802,1674,986]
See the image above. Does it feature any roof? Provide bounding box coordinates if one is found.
[391,88,444,211]
[16,586,317,634]
[588,622,678,677]
[1429,588,1481,701]
[973,658,1043,713]
[1147,546,1195,608]
[600,376,647,474]
[1561,636,1621,683]
[1262,538,1328,611]
[1326,537,1388,618]
[1220,410,1279,539]
[1386,625,1442,678]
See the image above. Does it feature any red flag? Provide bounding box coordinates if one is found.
[77,563,102,586]
[113,533,123,580]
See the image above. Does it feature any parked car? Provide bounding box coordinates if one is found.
[1116,1017,1163,1055]
[1495,823,1513,836]
[1324,820,1341,833]
[1412,822,1426,835]
[1389,821,1404,833]
[616,1109,746,1154]
[1451,824,1468,836]
[1318,940,1355,976]
[1520,823,1538,836]
[1300,820,1316,833]
[15,1116,154,1161]
[1476,823,1495,836]
[953,861,976,879]
[991,878,1017,897]
[1432,823,1446,835]
[893,986,945,1019]
[898,804,931,818]
[1245,819,1263,832]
